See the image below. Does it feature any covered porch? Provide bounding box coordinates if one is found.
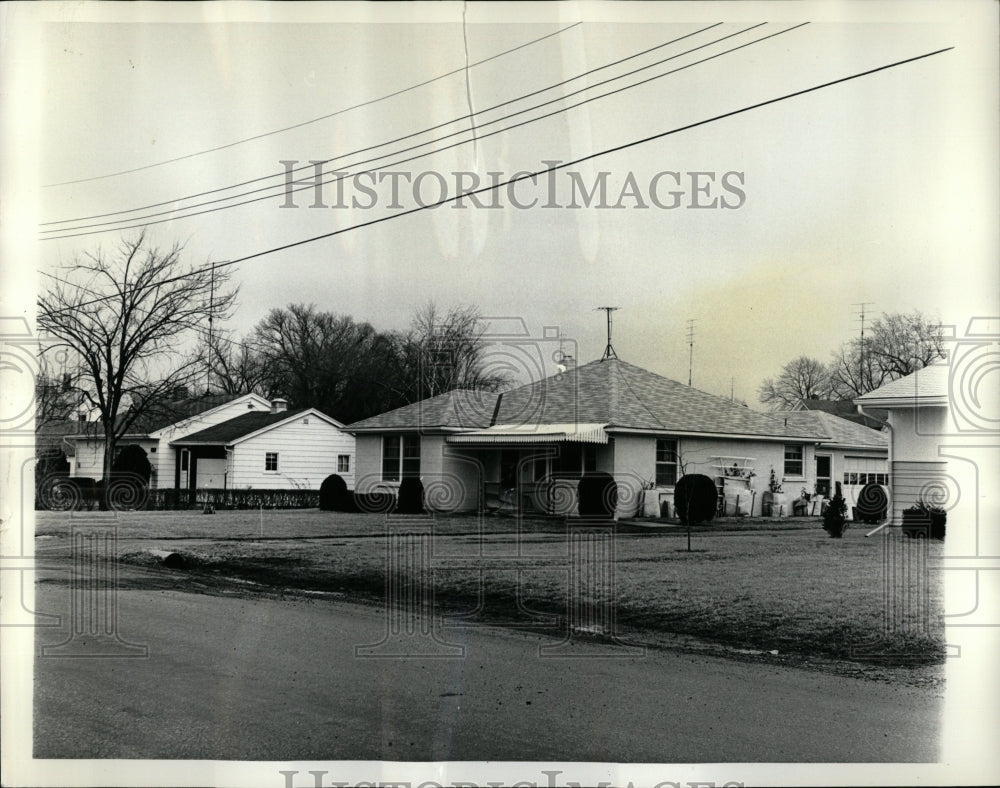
[445,423,612,515]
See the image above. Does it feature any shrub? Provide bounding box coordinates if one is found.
[673,474,717,525]
[319,474,350,511]
[396,477,425,514]
[822,492,849,538]
[902,502,946,540]
[854,482,888,524]
[577,472,618,519]
[111,444,151,484]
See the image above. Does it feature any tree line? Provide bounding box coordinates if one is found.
[757,311,946,410]
[36,234,507,487]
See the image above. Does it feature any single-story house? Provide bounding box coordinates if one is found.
[347,357,887,518]
[68,393,355,491]
[171,406,355,491]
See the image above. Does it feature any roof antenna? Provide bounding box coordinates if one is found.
[686,319,697,386]
[596,306,620,361]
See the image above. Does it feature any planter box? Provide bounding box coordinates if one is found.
[902,508,946,540]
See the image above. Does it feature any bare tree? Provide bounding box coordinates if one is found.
[406,302,511,400]
[829,311,945,398]
[758,356,833,410]
[253,304,386,422]
[206,331,270,397]
[34,349,84,430]
[37,232,236,498]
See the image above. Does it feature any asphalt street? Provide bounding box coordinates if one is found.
[33,580,940,762]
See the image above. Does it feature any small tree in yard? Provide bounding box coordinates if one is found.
[822,491,849,538]
[674,474,717,552]
[38,232,236,508]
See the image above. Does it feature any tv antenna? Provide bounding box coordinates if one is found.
[853,302,875,390]
[595,307,620,360]
[686,319,697,386]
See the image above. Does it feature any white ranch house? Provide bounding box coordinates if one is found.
[347,358,887,519]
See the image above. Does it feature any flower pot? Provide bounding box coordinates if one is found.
[642,488,661,518]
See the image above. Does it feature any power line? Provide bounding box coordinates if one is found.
[43,22,775,238]
[39,44,954,318]
[42,22,725,228]
[42,22,584,189]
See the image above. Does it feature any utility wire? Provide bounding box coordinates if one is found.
[42,22,583,189]
[39,45,953,318]
[44,22,795,240]
[43,22,726,227]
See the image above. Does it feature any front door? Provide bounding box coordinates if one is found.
[815,455,832,497]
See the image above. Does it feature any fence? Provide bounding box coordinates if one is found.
[37,478,320,511]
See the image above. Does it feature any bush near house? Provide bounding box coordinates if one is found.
[577,472,618,519]
[902,502,946,541]
[853,482,888,524]
[673,474,717,525]
[319,474,352,512]
[822,492,849,538]
[396,478,425,514]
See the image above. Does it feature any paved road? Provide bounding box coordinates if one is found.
[33,580,940,762]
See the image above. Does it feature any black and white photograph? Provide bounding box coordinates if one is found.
[1,2,998,786]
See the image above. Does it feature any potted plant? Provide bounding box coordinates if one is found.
[639,478,661,518]
[762,469,787,517]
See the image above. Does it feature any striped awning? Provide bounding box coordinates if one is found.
[446,423,609,444]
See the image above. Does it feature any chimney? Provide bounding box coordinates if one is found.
[271,398,288,414]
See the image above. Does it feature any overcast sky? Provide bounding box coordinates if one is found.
[5,1,998,404]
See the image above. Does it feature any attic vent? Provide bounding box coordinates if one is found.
[302,417,309,425]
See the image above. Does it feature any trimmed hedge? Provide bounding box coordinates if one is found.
[319,474,352,511]
[577,472,618,519]
[396,478,425,514]
[674,474,717,525]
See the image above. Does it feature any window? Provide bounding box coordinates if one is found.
[338,454,350,473]
[554,444,598,476]
[655,439,678,486]
[783,444,804,477]
[265,452,278,472]
[382,434,420,481]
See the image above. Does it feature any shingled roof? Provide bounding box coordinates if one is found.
[855,363,950,407]
[346,389,498,431]
[171,408,314,445]
[777,410,887,450]
[493,359,820,439]
[348,359,822,440]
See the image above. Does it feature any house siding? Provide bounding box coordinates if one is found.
[227,417,355,490]
[152,398,270,488]
[353,434,387,493]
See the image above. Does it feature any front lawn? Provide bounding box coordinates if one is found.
[35,509,945,666]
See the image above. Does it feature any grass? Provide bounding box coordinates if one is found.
[35,509,945,666]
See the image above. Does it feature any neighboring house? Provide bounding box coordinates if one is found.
[855,362,952,523]
[67,393,355,491]
[795,398,888,431]
[775,410,888,515]
[347,357,880,518]
[172,406,355,491]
